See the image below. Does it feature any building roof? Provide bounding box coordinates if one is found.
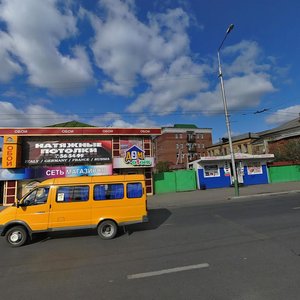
[189,153,274,165]
[160,124,212,134]
[46,120,95,127]
[207,132,260,148]
[173,124,198,129]
[258,117,300,136]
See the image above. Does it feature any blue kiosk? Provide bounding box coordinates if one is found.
[188,153,274,189]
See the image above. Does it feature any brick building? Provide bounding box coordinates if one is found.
[0,121,161,205]
[154,124,212,170]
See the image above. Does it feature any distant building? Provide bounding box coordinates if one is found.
[252,117,300,154]
[206,117,300,157]
[206,132,260,156]
[154,124,212,170]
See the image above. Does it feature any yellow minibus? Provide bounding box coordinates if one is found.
[0,174,148,247]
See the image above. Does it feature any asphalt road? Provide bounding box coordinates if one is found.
[1,193,300,300]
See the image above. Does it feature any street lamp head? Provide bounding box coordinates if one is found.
[226,24,234,34]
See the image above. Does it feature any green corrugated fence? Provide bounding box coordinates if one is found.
[268,165,300,183]
[154,170,197,194]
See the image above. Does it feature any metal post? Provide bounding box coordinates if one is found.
[217,24,239,196]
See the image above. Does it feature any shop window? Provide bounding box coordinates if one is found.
[57,186,89,202]
[94,184,124,200]
[127,183,143,198]
[247,162,262,175]
[203,165,220,177]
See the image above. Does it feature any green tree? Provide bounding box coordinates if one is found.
[273,139,300,162]
[156,161,171,173]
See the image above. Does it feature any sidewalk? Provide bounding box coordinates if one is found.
[1,181,299,211]
[148,181,300,209]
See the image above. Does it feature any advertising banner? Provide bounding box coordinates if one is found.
[113,157,154,168]
[2,144,18,168]
[22,140,112,166]
[120,138,143,157]
[247,162,262,175]
[114,139,154,168]
[0,165,113,181]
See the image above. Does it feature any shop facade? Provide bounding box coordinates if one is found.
[0,126,161,205]
[188,153,274,189]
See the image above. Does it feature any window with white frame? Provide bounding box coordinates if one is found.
[203,165,220,177]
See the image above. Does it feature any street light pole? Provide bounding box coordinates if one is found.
[217,24,239,196]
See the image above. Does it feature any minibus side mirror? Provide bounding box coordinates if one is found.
[17,199,30,207]
[23,199,30,207]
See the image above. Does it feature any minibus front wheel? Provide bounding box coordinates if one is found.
[97,220,117,240]
[6,226,28,247]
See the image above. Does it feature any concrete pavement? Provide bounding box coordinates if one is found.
[148,181,300,209]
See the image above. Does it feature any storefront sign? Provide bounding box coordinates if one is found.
[113,140,154,168]
[2,144,20,168]
[224,161,231,176]
[3,135,20,144]
[22,140,112,166]
[113,157,154,168]
[0,165,113,181]
[0,128,161,136]
[125,145,153,167]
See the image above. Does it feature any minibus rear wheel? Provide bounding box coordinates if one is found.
[97,220,117,240]
[6,226,28,247]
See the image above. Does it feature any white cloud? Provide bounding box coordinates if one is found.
[0,101,78,127]
[86,0,275,116]
[0,0,281,120]
[180,73,276,114]
[222,40,271,76]
[87,0,198,97]
[0,0,94,93]
[0,31,23,81]
[266,105,300,125]
[90,112,157,128]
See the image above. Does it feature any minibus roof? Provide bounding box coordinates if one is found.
[40,174,145,186]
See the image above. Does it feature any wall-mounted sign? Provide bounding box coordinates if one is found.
[0,128,161,136]
[113,140,154,168]
[22,140,112,166]
[2,136,21,168]
[113,157,154,168]
[224,161,231,176]
[120,139,143,157]
[0,165,113,181]
[125,145,153,166]
[247,162,262,175]
[3,135,20,144]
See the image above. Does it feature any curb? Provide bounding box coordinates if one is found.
[229,190,300,200]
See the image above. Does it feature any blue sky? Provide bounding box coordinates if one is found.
[0,0,299,143]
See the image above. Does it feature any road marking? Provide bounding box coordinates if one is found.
[292,207,300,210]
[127,263,209,280]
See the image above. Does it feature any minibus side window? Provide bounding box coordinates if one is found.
[127,183,143,198]
[94,184,124,200]
[56,186,89,202]
[23,187,49,206]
